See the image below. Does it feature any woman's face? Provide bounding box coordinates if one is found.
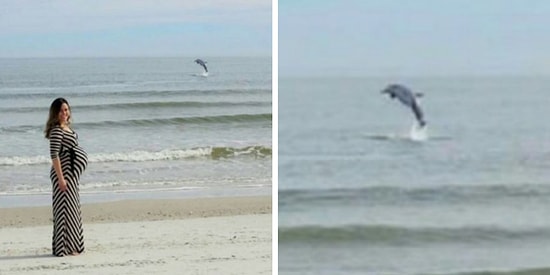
[58,103,70,124]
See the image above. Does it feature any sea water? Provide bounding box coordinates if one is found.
[278,76,550,275]
[0,57,272,207]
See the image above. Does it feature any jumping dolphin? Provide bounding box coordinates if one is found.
[381,84,426,127]
[194,59,208,73]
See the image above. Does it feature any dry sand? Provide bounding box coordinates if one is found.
[0,196,272,274]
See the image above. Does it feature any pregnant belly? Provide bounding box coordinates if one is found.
[73,146,88,173]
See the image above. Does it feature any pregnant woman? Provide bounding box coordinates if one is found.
[44,97,88,257]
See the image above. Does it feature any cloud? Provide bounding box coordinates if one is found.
[0,0,271,34]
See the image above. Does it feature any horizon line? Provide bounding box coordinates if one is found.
[279,73,550,79]
[0,54,272,59]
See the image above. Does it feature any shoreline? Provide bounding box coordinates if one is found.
[0,185,271,209]
[0,195,271,228]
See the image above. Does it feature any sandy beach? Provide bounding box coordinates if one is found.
[0,196,272,274]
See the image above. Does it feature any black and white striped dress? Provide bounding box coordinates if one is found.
[49,126,88,256]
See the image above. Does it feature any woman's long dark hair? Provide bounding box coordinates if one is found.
[44,97,71,139]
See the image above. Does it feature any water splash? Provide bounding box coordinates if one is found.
[409,122,428,141]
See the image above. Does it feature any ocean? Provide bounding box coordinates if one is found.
[0,57,272,207]
[278,76,550,275]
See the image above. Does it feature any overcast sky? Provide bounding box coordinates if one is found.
[279,0,550,77]
[0,0,271,57]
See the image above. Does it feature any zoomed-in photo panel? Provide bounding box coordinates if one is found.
[279,1,550,274]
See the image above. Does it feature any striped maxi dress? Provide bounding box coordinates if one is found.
[49,126,88,256]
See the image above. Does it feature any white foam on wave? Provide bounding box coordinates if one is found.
[0,145,271,167]
[0,148,213,166]
[0,155,50,166]
[91,147,213,163]
[78,178,270,193]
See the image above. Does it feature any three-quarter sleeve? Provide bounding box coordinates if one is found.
[49,127,64,159]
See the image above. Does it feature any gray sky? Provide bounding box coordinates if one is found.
[0,0,271,57]
[279,0,550,77]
